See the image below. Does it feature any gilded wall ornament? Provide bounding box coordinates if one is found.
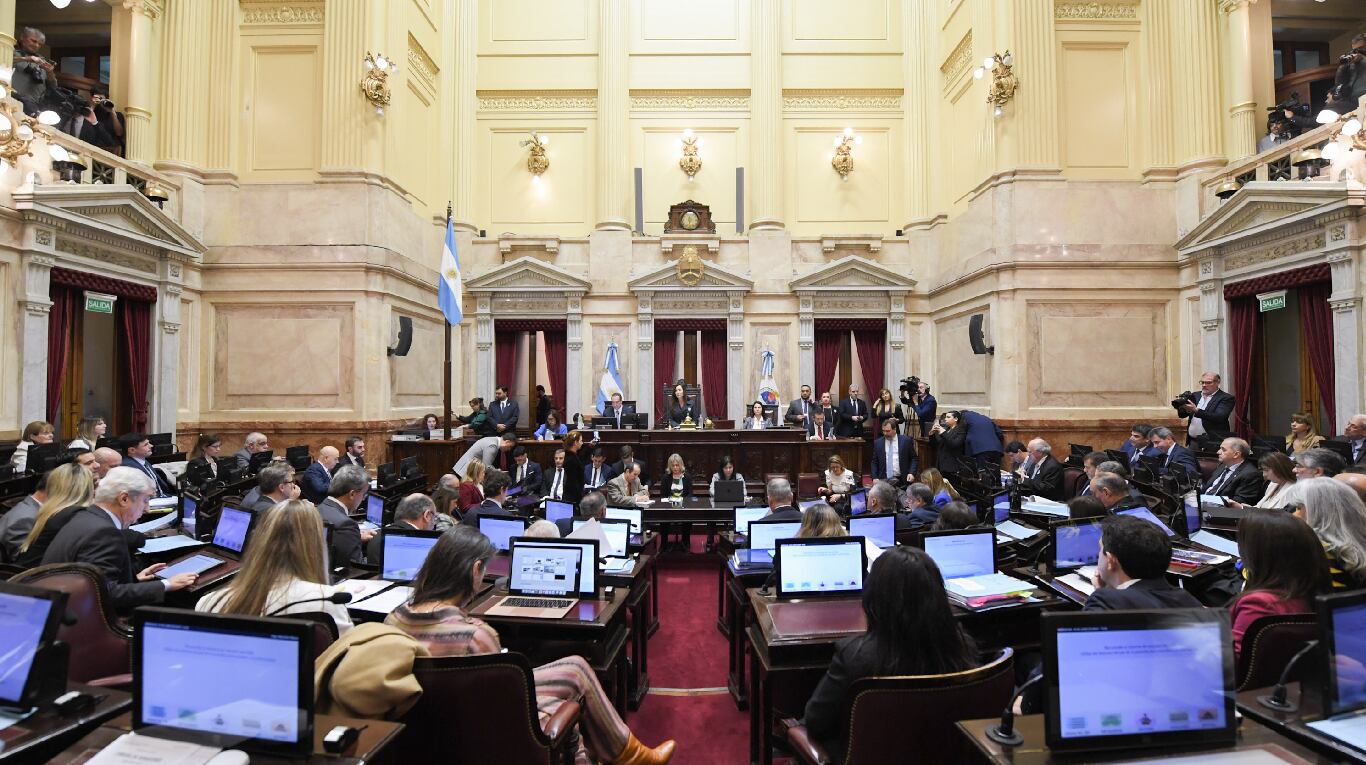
[676,245,705,287]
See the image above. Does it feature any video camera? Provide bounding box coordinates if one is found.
[1268,92,1310,123]
[898,375,924,406]
[1171,390,1198,414]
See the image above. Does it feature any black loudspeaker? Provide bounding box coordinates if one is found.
[968,313,994,355]
[388,316,413,357]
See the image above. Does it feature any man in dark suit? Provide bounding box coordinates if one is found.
[763,477,802,522]
[299,446,337,504]
[1084,515,1202,611]
[250,463,300,513]
[959,410,1005,469]
[1176,372,1235,450]
[233,432,270,472]
[1091,472,1143,513]
[541,448,582,503]
[558,490,608,537]
[1345,415,1366,466]
[317,465,374,565]
[1149,426,1200,479]
[872,420,917,487]
[119,434,174,497]
[835,384,868,438]
[510,446,543,495]
[1202,438,1265,505]
[1075,452,1107,498]
[897,482,939,530]
[808,409,835,441]
[583,447,617,490]
[366,493,436,561]
[786,385,816,433]
[42,467,197,611]
[338,437,366,471]
[1120,424,1155,469]
[600,393,634,429]
[1017,438,1065,501]
[610,446,649,486]
[907,380,937,437]
[461,470,511,528]
[487,385,520,435]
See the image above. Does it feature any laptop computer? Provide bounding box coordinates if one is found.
[358,493,385,532]
[1051,517,1105,572]
[379,528,443,582]
[1312,589,1366,753]
[180,493,198,537]
[920,528,1031,600]
[737,518,803,567]
[1041,609,1235,753]
[797,499,824,513]
[159,505,258,579]
[1118,506,1177,537]
[774,537,867,600]
[604,506,644,545]
[512,537,599,596]
[573,517,631,558]
[712,478,746,505]
[484,541,584,618]
[848,489,868,516]
[544,499,576,525]
[733,505,770,541]
[133,607,313,757]
[0,581,67,708]
[849,514,895,549]
[478,514,529,552]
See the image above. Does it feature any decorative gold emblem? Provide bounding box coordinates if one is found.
[676,244,704,287]
[679,131,702,180]
[680,413,697,429]
[520,133,550,176]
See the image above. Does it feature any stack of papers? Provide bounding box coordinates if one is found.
[995,520,1043,540]
[1171,548,1231,568]
[1190,530,1240,558]
[1020,498,1068,517]
[349,585,413,615]
[85,732,221,764]
[1307,712,1366,752]
[1056,572,1096,596]
[944,572,1034,600]
[131,513,178,534]
[138,535,204,554]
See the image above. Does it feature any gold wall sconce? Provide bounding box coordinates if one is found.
[831,127,861,181]
[679,129,703,181]
[0,70,61,167]
[520,133,550,179]
[975,51,1018,118]
[361,51,398,116]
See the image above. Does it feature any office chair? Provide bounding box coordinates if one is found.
[10,563,133,687]
[1235,614,1320,692]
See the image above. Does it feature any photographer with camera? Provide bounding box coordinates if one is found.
[65,91,121,152]
[898,376,937,437]
[1327,34,1366,111]
[1173,372,1234,452]
[11,27,59,115]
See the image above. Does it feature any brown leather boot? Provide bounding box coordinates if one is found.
[610,734,676,765]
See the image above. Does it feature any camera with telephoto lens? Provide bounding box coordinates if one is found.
[1171,391,1198,412]
[898,375,923,406]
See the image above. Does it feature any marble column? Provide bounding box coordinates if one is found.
[1141,0,1175,174]
[1171,2,1224,168]
[18,252,54,426]
[474,296,494,402]
[727,291,745,422]
[1007,0,1060,170]
[1197,257,1227,386]
[320,0,370,175]
[636,295,655,420]
[204,0,238,177]
[595,0,631,231]
[1221,0,1259,160]
[0,0,15,63]
[902,0,933,227]
[797,295,814,386]
[566,295,585,416]
[157,0,208,172]
[1326,220,1362,428]
[153,280,183,432]
[886,292,907,384]
[450,0,479,232]
[749,0,783,230]
[120,0,159,164]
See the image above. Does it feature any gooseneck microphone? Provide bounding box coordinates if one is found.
[985,673,1045,746]
[1257,639,1320,712]
[266,591,354,616]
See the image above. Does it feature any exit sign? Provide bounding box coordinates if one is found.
[84,292,116,314]
[1257,290,1287,313]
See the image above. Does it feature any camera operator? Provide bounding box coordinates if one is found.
[1173,372,1234,452]
[91,91,125,154]
[11,27,59,115]
[898,377,937,437]
[65,95,120,151]
[1327,34,1366,110]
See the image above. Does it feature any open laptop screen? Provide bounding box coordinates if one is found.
[1182,491,1201,534]
[992,491,1011,524]
[181,494,198,534]
[1042,609,1234,753]
[212,506,253,554]
[1118,507,1176,537]
[748,519,802,553]
[380,529,442,582]
[134,608,312,757]
[479,515,527,552]
[848,490,868,516]
[1053,518,1104,571]
[0,583,65,706]
[775,537,867,599]
[507,542,582,597]
[734,506,769,538]
[544,499,576,524]
[605,507,642,535]
[574,518,630,557]
[849,515,895,549]
[365,494,384,527]
[922,530,995,579]
[1321,590,1366,716]
[512,537,598,596]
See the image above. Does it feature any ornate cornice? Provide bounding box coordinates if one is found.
[477,90,597,112]
[783,89,902,112]
[1223,233,1324,272]
[240,3,324,25]
[1329,298,1359,314]
[1054,1,1140,21]
[630,90,750,111]
[122,0,161,20]
[1218,0,1256,14]
[406,37,438,97]
[941,31,973,92]
[56,236,158,274]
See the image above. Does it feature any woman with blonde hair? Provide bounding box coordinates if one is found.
[820,455,859,512]
[918,467,961,504]
[196,499,354,634]
[1285,413,1325,459]
[16,462,95,567]
[458,459,486,513]
[68,416,107,451]
[872,388,903,435]
[11,420,55,473]
[798,502,847,539]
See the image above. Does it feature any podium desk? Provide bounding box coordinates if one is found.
[956,713,1334,764]
[1237,683,1366,763]
[0,685,130,763]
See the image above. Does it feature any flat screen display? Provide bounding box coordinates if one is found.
[512,538,597,596]
[848,490,868,516]
[212,507,252,554]
[748,520,802,553]
[923,530,995,579]
[478,516,527,552]
[380,531,441,581]
[507,544,581,597]
[1054,519,1104,570]
[775,538,866,598]
[544,499,576,524]
[365,495,384,526]
[1325,596,1366,715]
[605,507,642,534]
[849,515,895,549]
[993,491,1011,524]
[573,518,629,557]
[182,495,197,535]
[156,554,222,580]
[0,590,56,705]
[734,506,769,537]
[1183,491,1201,534]
[1118,507,1176,537]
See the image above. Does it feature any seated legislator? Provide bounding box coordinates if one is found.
[9,420,54,473]
[763,478,802,522]
[899,482,938,530]
[558,490,609,537]
[13,464,87,568]
[802,546,978,763]
[610,445,650,487]
[457,397,498,438]
[834,384,868,438]
[92,447,123,484]
[663,382,699,428]
[487,385,520,435]
[251,463,301,513]
[606,460,650,507]
[918,467,961,505]
[0,472,48,562]
[1201,438,1265,505]
[338,437,366,471]
[864,480,905,530]
[808,409,835,441]
[41,467,197,610]
[1089,472,1143,514]
[928,411,967,476]
[929,502,978,532]
[534,411,569,441]
[584,448,616,491]
[430,487,461,530]
[1293,448,1346,479]
[786,385,817,433]
[525,519,560,538]
[300,445,338,504]
[1148,426,1200,479]
[873,419,917,488]
[384,526,676,764]
[1067,495,1108,521]
[510,446,544,495]
[1347,414,1366,466]
[317,465,376,565]
[1016,438,1065,501]
[68,415,107,451]
[366,494,438,561]
[1280,477,1366,589]
[185,434,222,487]
[233,432,270,472]
[1229,510,1329,657]
[797,502,845,538]
[657,453,695,549]
[1120,423,1155,469]
[1235,452,1297,509]
[1285,412,1326,459]
[120,433,175,497]
[457,459,486,513]
[743,400,771,430]
[1075,451,1108,498]
[459,469,511,529]
[198,498,354,635]
[600,392,634,429]
[709,455,745,495]
[819,455,858,512]
[1083,515,1202,611]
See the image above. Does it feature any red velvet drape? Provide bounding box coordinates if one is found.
[118,298,152,432]
[495,329,518,392]
[46,285,77,424]
[654,329,677,411]
[1228,298,1260,440]
[814,328,842,399]
[700,329,727,420]
[1299,282,1337,435]
[852,324,886,402]
[542,327,567,422]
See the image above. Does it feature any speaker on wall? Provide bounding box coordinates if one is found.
[388,315,413,357]
[968,313,994,355]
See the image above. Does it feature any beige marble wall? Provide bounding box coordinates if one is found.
[1025,300,1169,408]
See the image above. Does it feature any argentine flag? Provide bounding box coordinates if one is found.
[596,342,624,412]
[758,348,780,406]
[437,217,463,325]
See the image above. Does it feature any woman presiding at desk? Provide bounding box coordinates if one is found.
[743,401,770,430]
[385,526,676,764]
[534,411,569,441]
[662,382,698,428]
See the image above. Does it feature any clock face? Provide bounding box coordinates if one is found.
[680,210,700,230]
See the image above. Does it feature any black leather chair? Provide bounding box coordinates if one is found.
[277,611,340,663]
[1061,466,1086,498]
[392,653,580,764]
[10,562,133,686]
[1236,613,1320,691]
[782,648,1015,765]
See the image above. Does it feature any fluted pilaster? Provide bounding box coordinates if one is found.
[451,0,479,232]
[1222,0,1258,159]
[903,0,933,227]
[156,0,208,169]
[320,0,367,172]
[121,0,159,164]
[204,0,238,175]
[749,0,783,230]
[595,0,631,230]
[1171,1,1223,167]
[1008,0,1059,169]
[1141,0,1175,170]
[0,0,15,63]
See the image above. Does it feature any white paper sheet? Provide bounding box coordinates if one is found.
[83,732,221,765]
[138,536,205,554]
[1021,498,1069,517]
[131,513,178,534]
[996,520,1043,540]
[1307,712,1366,753]
[945,573,1033,598]
[335,578,398,600]
[1056,572,1096,596]
[1190,530,1240,558]
[349,585,414,614]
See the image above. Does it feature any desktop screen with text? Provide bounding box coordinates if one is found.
[849,515,895,548]
[779,540,865,595]
[479,517,525,552]
[509,546,581,596]
[213,507,251,553]
[381,534,440,581]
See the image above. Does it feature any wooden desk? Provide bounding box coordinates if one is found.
[0,686,130,763]
[956,713,1335,764]
[49,712,403,765]
[1237,683,1366,763]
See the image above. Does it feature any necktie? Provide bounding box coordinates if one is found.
[592,466,601,486]
[518,464,525,483]
[1209,467,1231,494]
[552,469,562,499]
[886,441,895,479]
[1031,460,1041,480]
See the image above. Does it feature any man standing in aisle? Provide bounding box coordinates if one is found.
[836,384,868,438]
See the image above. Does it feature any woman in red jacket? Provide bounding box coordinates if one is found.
[1230,510,1331,658]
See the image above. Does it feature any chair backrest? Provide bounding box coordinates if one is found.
[276,611,339,663]
[9,562,131,683]
[764,472,790,489]
[394,653,560,763]
[840,648,1015,765]
[797,473,823,499]
[1235,613,1320,691]
[1061,466,1086,498]
[1197,457,1220,482]
[660,381,705,420]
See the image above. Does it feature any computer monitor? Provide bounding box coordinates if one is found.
[1041,609,1235,753]
[248,450,274,473]
[478,514,528,552]
[712,479,746,504]
[747,518,802,553]
[0,581,66,707]
[510,537,598,596]
[399,455,420,477]
[848,489,868,516]
[734,506,770,538]
[920,529,996,580]
[1068,443,1093,460]
[285,445,310,470]
[1181,491,1201,535]
[212,506,254,555]
[25,443,61,473]
[1319,589,1366,717]
[505,541,582,598]
[1052,517,1105,571]
[544,499,576,525]
[133,608,313,757]
[1118,506,1176,537]
[991,491,1011,524]
[364,494,385,527]
[574,518,630,557]
[180,493,198,535]
[774,537,867,600]
[849,514,895,549]
[797,499,824,513]
[379,528,443,581]
[377,462,396,487]
[604,506,643,535]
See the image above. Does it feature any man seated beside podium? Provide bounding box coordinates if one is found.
[599,392,634,428]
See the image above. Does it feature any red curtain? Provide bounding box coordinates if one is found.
[1228,298,1260,440]
[814,328,841,399]
[654,329,677,411]
[1299,282,1337,435]
[46,285,77,424]
[700,329,728,420]
[495,329,518,392]
[852,324,886,402]
[118,298,152,432]
[543,327,567,422]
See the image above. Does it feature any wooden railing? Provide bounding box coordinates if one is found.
[40,124,181,220]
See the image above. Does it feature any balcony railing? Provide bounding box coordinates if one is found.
[40,123,180,220]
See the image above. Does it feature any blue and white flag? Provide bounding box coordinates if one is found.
[758,348,780,406]
[437,217,463,325]
[596,342,624,412]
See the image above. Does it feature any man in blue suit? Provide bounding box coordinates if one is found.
[599,392,634,429]
[299,445,337,505]
[583,447,617,490]
[960,410,1005,469]
[1120,423,1155,470]
[487,384,520,435]
[872,420,917,487]
[1148,426,1199,479]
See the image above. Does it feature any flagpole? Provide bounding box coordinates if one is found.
[443,201,454,438]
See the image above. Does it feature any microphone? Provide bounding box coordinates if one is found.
[985,673,1045,746]
[266,591,354,616]
[1257,639,1319,712]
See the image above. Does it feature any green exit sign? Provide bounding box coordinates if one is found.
[84,292,115,314]
[1258,291,1287,313]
